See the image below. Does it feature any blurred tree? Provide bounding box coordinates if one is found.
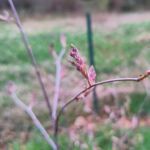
[108,0,124,11]
[0,0,150,13]
[0,0,8,9]
[81,0,109,11]
[50,0,80,12]
[97,0,110,11]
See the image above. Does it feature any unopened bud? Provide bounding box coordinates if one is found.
[147,70,150,75]
[87,66,96,85]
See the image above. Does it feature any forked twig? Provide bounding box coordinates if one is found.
[8,84,57,150]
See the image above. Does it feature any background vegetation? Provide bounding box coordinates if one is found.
[1,0,150,149]
[1,0,150,13]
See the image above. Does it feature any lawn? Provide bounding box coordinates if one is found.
[0,19,150,149]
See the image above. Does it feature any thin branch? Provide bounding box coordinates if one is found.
[7,0,52,117]
[10,92,57,150]
[52,48,65,120]
[54,75,150,140]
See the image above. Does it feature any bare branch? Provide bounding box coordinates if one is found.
[7,0,52,117]
[9,90,57,150]
[54,74,150,140]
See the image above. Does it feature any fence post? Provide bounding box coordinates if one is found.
[86,12,99,114]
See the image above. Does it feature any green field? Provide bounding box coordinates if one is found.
[1,20,150,149]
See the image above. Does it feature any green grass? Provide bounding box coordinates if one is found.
[9,130,83,150]
[135,127,150,150]
[96,126,150,150]
[130,93,150,116]
[1,21,150,72]
[1,21,150,150]
[8,126,150,150]
[1,21,150,98]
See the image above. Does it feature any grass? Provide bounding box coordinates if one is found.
[8,126,150,150]
[1,20,150,149]
[1,21,150,71]
[9,129,82,150]
[96,126,150,150]
[130,93,150,116]
[0,21,150,103]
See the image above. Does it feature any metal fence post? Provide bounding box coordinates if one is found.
[86,12,99,114]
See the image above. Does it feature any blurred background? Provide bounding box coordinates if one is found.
[0,0,150,150]
[1,0,150,13]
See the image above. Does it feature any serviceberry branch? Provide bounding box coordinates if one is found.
[54,45,150,141]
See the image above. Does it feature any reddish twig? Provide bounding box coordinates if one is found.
[54,73,150,141]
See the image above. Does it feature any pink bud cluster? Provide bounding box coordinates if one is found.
[70,47,85,72]
[69,45,96,86]
[138,69,150,81]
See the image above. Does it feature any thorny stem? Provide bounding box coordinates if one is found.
[54,75,150,141]
[10,92,57,150]
[8,0,52,117]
